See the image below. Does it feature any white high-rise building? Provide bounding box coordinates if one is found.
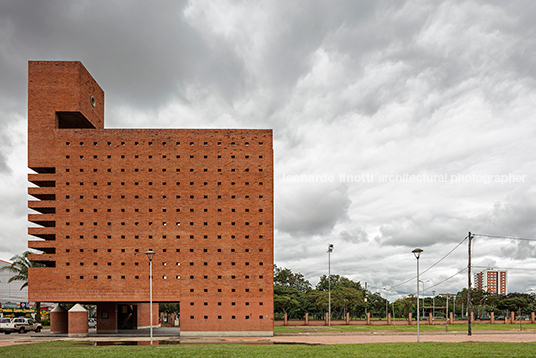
[474,268,507,295]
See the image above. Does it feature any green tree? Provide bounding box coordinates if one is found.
[274,265,312,292]
[159,303,179,314]
[367,291,389,318]
[457,288,491,306]
[316,275,363,292]
[313,276,365,319]
[497,297,528,312]
[394,295,416,318]
[274,285,310,318]
[0,251,45,322]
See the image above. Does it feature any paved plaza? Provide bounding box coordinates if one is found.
[2,327,536,347]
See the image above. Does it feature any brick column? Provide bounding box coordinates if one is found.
[511,311,515,324]
[471,312,474,322]
[429,312,432,325]
[284,312,288,326]
[387,312,391,325]
[449,312,453,324]
[491,312,495,324]
[366,312,371,325]
[50,305,68,334]
[305,313,309,325]
[408,312,412,325]
[346,312,350,325]
[97,302,118,333]
[137,302,158,329]
[68,304,88,338]
[531,312,535,324]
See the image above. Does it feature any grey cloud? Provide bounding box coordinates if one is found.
[2,0,536,296]
[0,0,244,113]
[339,225,368,244]
[377,190,536,249]
[276,182,351,236]
[377,215,468,247]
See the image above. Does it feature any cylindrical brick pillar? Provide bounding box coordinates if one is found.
[531,312,535,324]
[366,312,371,325]
[50,305,68,334]
[429,312,433,325]
[346,312,350,325]
[68,304,88,338]
[387,312,391,325]
[491,312,495,324]
[511,311,515,324]
[408,312,412,325]
[305,312,309,325]
[449,312,453,324]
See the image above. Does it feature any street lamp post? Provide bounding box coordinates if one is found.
[432,290,436,320]
[412,248,423,343]
[145,249,156,345]
[327,244,333,327]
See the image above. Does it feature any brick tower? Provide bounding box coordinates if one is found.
[27,61,274,336]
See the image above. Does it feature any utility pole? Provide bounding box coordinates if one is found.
[383,287,389,319]
[446,293,449,332]
[440,293,454,332]
[468,232,472,336]
[392,301,395,328]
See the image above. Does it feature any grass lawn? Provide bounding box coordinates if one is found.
[1,341,536,358]
[274,323,536,333]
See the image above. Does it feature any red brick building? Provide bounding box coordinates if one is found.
[27,61,274,336]
[474,268,507,295]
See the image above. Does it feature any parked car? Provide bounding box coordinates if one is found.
[0,318,12,333]
[88,318,97,328]
[0,317,42,334]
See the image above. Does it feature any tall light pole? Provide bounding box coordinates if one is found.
[145,249,155,345]
[327,244,333,327]
[432,290,436,320]
[364,282,368,319]
[412,248,423,342]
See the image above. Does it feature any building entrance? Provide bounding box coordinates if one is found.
[118,304,137,329]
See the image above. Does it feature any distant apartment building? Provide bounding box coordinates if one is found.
[474,269,507,295]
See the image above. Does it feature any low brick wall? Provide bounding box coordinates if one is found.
[275,311,536,326]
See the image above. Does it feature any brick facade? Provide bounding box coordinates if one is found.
[27,61,274,335]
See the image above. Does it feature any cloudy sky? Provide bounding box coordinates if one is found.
[1,0,536,301]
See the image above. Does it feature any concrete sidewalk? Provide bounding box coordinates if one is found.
[2,328,536,347]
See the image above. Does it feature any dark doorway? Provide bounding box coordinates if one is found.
[118,304,136,329]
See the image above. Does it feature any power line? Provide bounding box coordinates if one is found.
[473,265,536,271]
[473,233,536,242]
[427,267,467,291]
[390,236,468,289]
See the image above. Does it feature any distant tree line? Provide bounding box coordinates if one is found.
[274,265,536,320]
[274,265,387,320]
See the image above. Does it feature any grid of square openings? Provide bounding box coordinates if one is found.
[62,246,267,279]
[59,137,272,300]
[62,140,269,201]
